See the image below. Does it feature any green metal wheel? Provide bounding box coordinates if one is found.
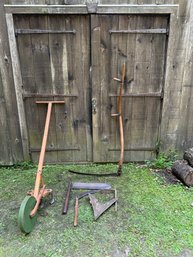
[18,195,37,233]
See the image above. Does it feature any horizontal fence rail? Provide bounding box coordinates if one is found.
[15,29,76,35]
[109,28,168,34]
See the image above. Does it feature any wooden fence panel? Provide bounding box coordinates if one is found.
[0,2,23,164]
[91,14,168,162]
[14,14,91,163]
[0,73,12,165]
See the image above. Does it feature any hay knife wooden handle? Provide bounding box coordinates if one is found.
[74,197,79,227]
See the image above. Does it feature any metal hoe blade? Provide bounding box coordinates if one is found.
[89,194,117,220]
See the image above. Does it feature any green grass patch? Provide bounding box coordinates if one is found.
[0,163,192,257]
[145,150,178,169]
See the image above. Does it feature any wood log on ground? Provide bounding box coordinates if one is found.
[172,160,193,186]
[184,148,193,167]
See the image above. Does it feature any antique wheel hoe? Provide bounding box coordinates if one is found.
[18,101,65,233]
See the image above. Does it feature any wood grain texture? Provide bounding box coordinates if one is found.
[4,0,179,3]
[0,1,23,164]
[0,68,12,165]
[91,15,102,162]
[29,15,56,163]
[92,15,168,162]
[160,2,191,153]
[2,1,192,165]
[172,160,193,186]
[14,14,90,163]
[6,13,30,160]
[177,0,193,152]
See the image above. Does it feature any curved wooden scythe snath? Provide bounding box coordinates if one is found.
[68,64,126,177]
[112,63,126,176]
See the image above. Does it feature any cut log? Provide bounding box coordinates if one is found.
[172,160,193,186]
[184,148,193,167]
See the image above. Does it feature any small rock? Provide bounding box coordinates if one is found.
[125,247,131,255]
[179,249,193,257]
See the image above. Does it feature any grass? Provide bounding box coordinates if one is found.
[145,150,178,169]
[0,162,193,257]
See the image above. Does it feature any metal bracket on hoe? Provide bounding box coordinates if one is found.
[18,100,65,234]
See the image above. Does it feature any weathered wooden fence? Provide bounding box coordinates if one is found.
[0,0,192,165]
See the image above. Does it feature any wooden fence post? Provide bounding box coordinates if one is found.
[0,1,24,163]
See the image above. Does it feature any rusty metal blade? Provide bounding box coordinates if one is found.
[89,194,117,220]
[77,190,100,200]
[72,182,111,190]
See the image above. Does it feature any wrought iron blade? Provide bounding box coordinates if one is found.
[89,194,117,220]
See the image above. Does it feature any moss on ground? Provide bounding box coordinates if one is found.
[0,163,193,257]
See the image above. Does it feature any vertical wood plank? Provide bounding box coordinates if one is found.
[160,12,179,151]
[124,15,137,161]
[71,15,89,162]
[30,15,57,163]
[0,2,12,165]
[79,15,92,162]
[14,15,40,162]
[130,16,147,160]
[48,15,68,163]
[100,15,113,162]
[0,1,23,163]
[110,15,120,161]
[147,15,168,159]
[177,0,193,151]
[91,14,102,162]
[0,70,13,165]
[114,15,127,161]
[65,15,80,162]
[6,13,30,160]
